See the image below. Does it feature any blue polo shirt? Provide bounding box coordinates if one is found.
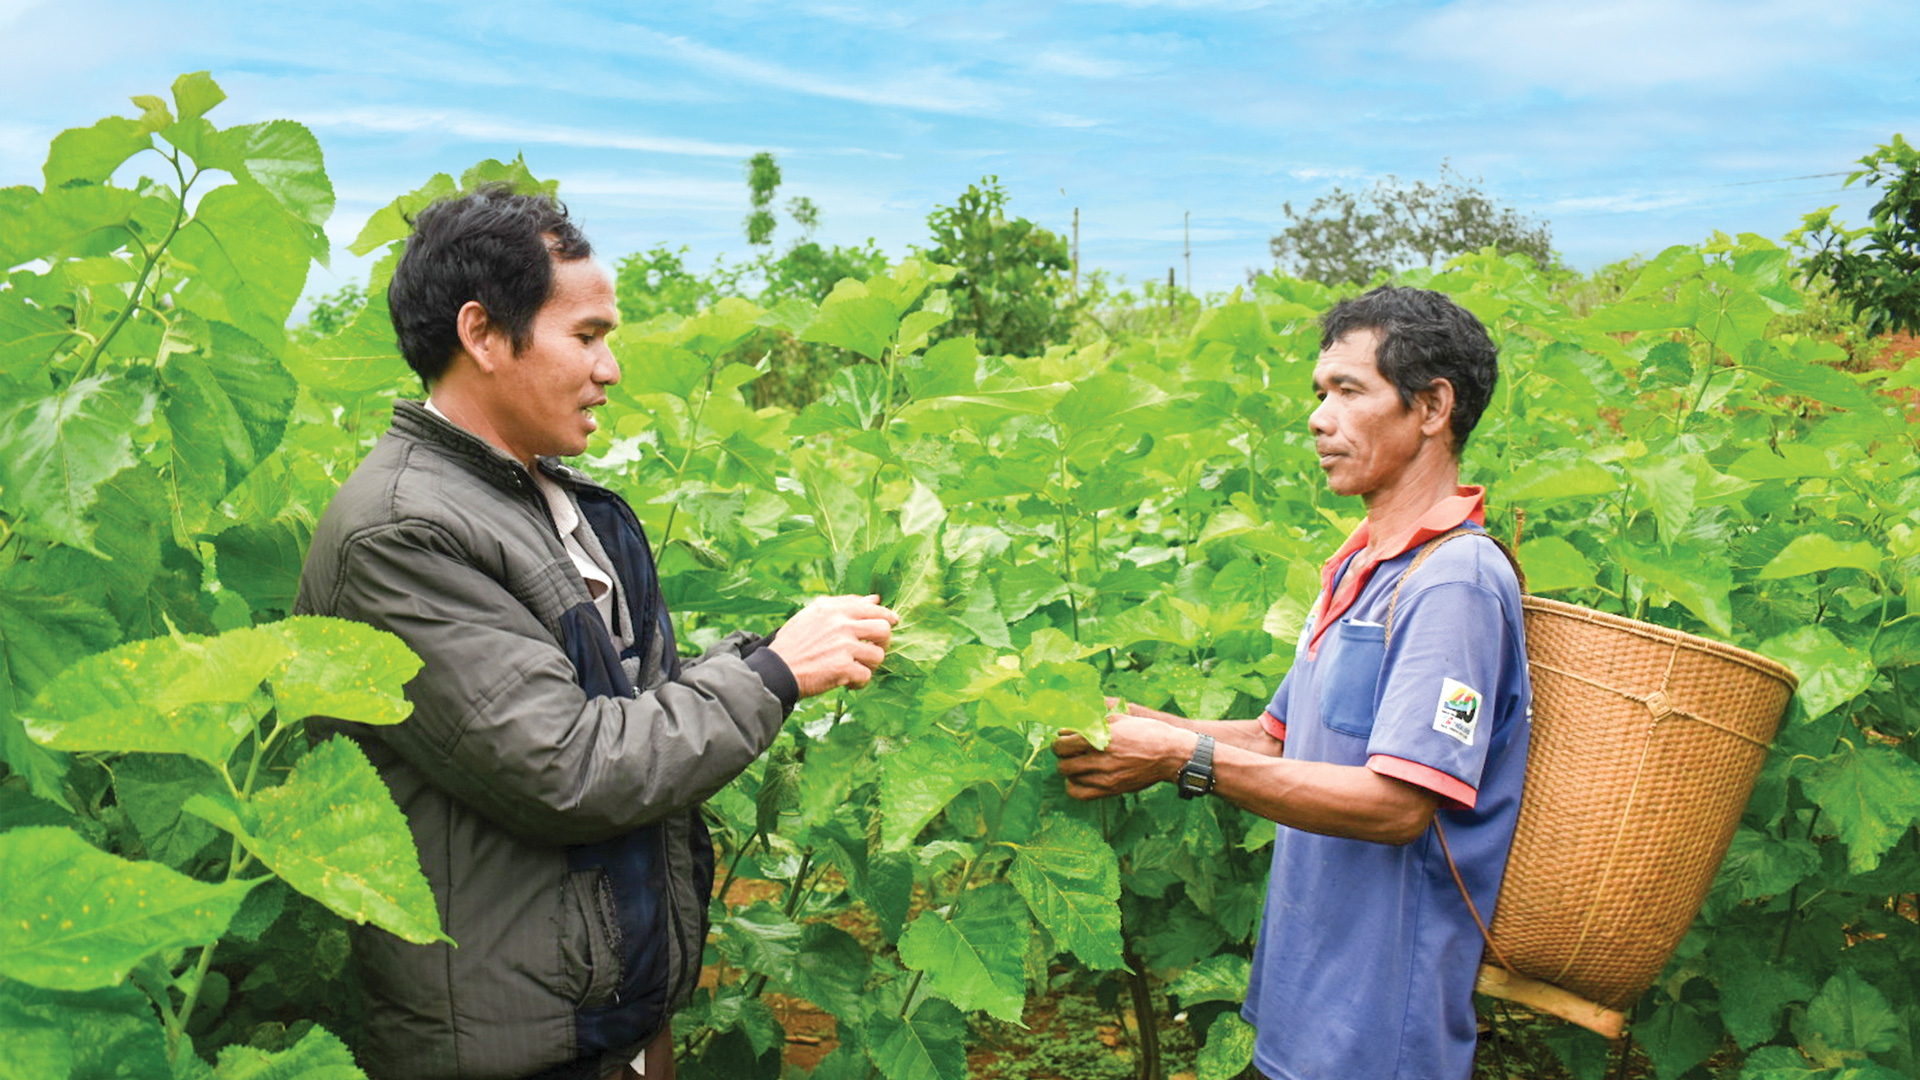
[1242,494,1531,1080]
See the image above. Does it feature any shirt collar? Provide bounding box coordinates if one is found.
[1306,486,1486,657]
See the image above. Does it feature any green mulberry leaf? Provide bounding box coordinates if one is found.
[0,373,157,555]
[1762,626,1875,723]
[23,626,287,765]
[1007,817,1124,970]
[1168,953,1252,1007]
[0,826,256,991]
[880,730,1023,851]
[800,292,898,362]
[866,997,967,1080]
[897,882,1030,1023]
[775,923,872,1026]
[184,736,449,945]
[1796,968,1901,1064]
[264,616,421,727]
[211,1023,365,1079]
[1197,1012,1257,1080]
[1759,534,1883,580]
[1800,744,1920,874]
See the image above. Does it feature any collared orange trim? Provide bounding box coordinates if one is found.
[1305,486,1487,660]
[1261,710,1287,743]
[1367,754,1478,810]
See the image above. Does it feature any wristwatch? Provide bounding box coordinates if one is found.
[1176,734,1216,799]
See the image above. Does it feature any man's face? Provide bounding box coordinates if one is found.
[1307,328,1427,499]
[485,256,621,464]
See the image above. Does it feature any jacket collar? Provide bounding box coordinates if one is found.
[390,400,608,497]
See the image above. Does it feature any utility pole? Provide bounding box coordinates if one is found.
[1072,207,1080,297]
[1167,268,1175,317]
[1183,210,1191,295]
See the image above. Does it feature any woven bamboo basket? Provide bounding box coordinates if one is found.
[1471,595,1798,1037]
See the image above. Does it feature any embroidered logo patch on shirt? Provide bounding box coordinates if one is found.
[1433,678,1481,745]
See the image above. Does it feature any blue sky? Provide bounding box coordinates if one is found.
[3,0,1915,302]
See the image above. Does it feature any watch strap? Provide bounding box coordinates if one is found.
[1177,733,1216,799]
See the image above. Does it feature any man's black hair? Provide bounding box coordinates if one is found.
[387,183,593,387]
[1319,284,1499,451]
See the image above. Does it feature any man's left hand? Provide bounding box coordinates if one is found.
[1054,714,1199,800]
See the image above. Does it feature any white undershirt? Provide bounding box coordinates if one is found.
[424,399,617,632]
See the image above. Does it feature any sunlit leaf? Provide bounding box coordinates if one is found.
[1007,817,1124,970]
[1758,534,1883,580]
[23,626,289,764]
[1198,1012,1257,1080]
[0,826,256,990]
[185,736,449,944]
[897,883,1030,1023]
[0,373,157,554]
[1760,625,1874,722]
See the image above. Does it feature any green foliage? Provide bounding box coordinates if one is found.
[1795,135,1920,337]
[7,75,1918,1080]
[745,150,783,247]
[924,176,1081,357]
[0,76,436,1078]
[1271,161,1555,286]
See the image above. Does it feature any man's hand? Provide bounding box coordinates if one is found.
[1054,712,1199,800]
[767,594,900,698]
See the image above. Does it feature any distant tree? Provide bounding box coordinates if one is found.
[1794,134,1920,338]
[787,196,820,243]
[924,176,1079,357]
[289,281,366,343]
[1270,162,1554,286]
[744,151,782,247]
[614,245,721,325]
[762,238,888,306]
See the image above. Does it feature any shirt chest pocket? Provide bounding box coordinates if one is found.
[1316,620,1386,738]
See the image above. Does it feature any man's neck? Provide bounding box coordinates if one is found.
[1360,450,1462,562]
[425,385,533,469]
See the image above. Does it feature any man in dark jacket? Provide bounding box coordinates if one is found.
[296,185,896,1080]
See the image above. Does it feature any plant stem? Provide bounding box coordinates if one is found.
[659,361,721,550]
[169,718,280,1059]
[1123,944,1163,1080]
[80,153,196,382]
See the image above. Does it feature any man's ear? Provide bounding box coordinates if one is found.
[454,300,504,373]
[1418,378,1456,438]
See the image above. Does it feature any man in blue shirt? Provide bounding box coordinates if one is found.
[1054,285,1532,1080]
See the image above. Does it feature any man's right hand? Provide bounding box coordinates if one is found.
[767,594,900,698]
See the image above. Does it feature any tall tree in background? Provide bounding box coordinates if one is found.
[744,150,782,247]
[1795,134,1920,338]
[924,176,1079,357]
[1270,162,1554,286]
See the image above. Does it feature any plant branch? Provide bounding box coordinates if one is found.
[80,152,197,382]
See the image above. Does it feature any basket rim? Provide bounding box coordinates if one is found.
[1521,595,1800,691]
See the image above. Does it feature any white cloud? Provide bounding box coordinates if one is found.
[301,108,769,158]
[1075,0,1276,10]
[1032,48,1138,79]
[0,0,48,27]
[619,25,1005,114]
[1395,0,1880,97]
[1038,111,1107,128]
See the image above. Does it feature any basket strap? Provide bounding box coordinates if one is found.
[1433,819,1517,974]
[1392,524,1529,977]
[1384,527,1528,644]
